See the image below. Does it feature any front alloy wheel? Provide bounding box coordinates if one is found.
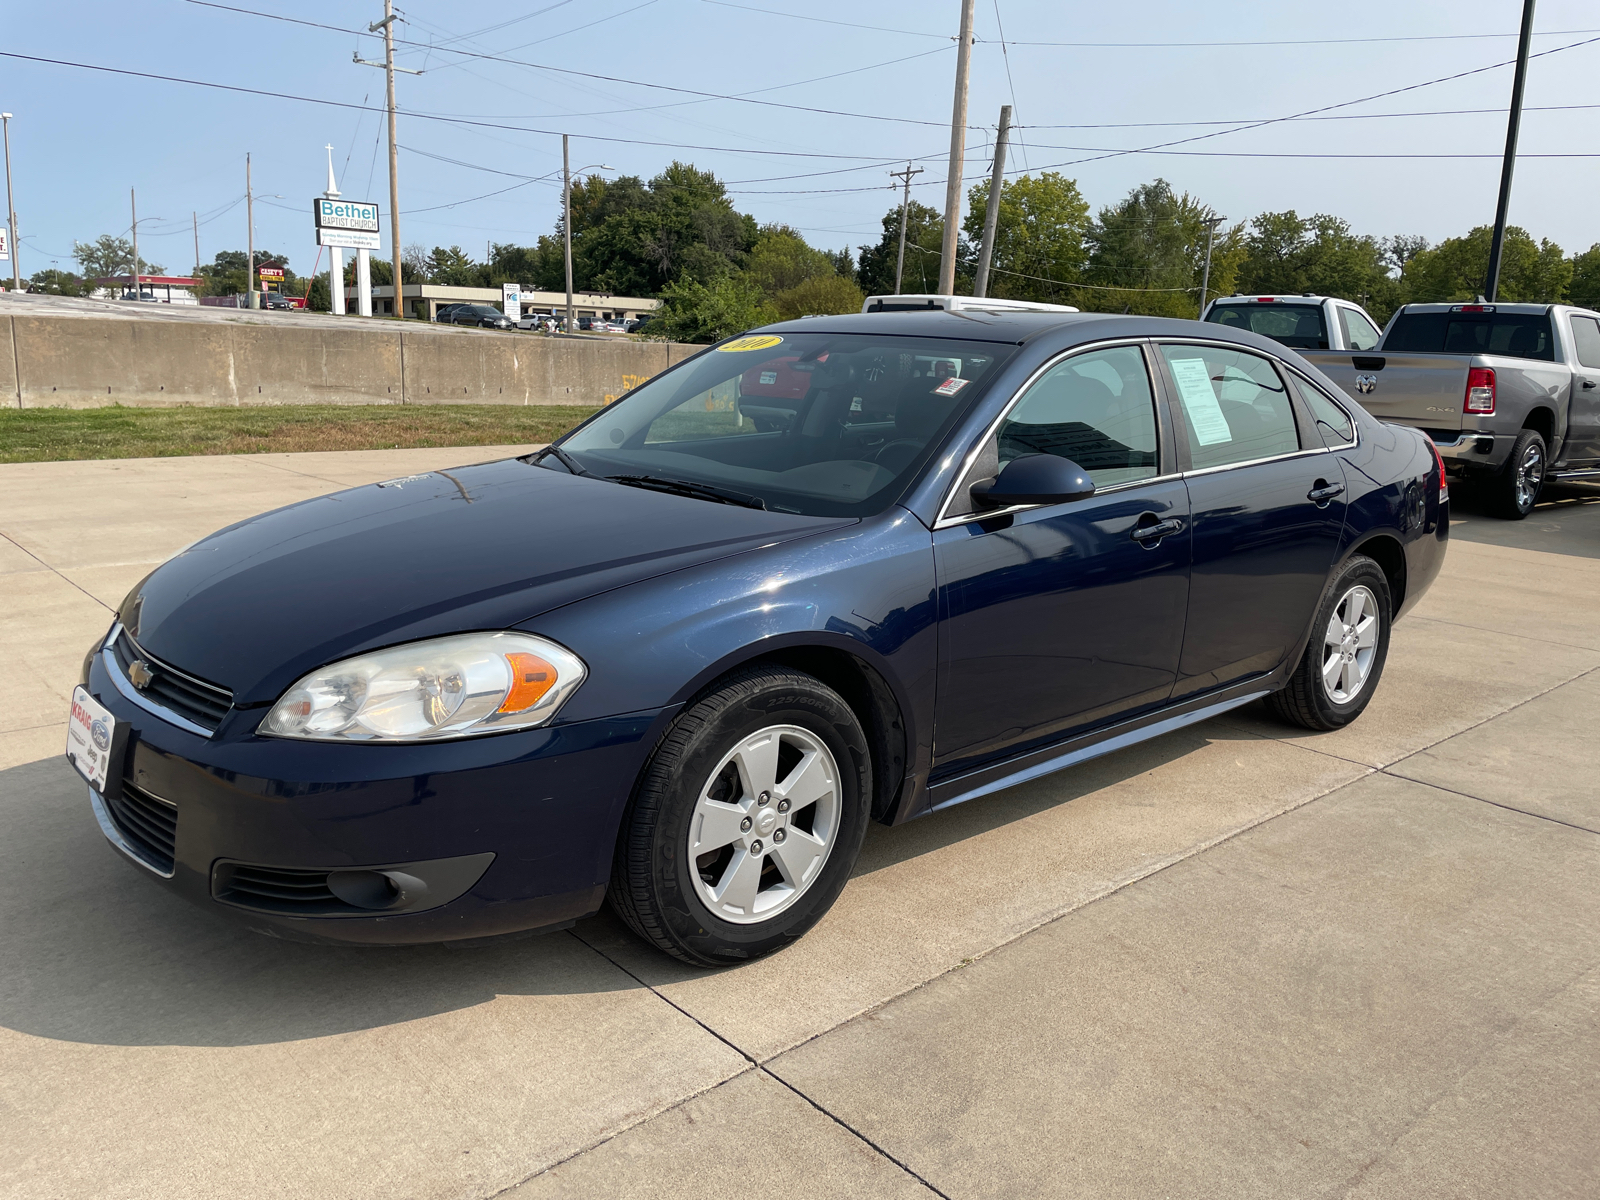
[610,667,870,966]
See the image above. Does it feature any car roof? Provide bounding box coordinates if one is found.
[1397,302,1553,314]
[756,308,1286,347]
[1210,295,1342,304]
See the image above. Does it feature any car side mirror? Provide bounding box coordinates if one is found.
[970,453,1096,508]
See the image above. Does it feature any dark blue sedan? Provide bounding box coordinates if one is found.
[72,310,1448,965]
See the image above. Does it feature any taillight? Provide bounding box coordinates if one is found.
[1428,436,1448,504]
[1464,367,1496,414]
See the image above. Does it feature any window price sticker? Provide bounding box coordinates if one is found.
[933,377,969,397]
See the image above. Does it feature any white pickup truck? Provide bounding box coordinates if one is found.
[1300,303,1600,519]
[1202,294,1386,352]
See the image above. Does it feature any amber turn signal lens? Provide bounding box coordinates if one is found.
[498,652,558,713]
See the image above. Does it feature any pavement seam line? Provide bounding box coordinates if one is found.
[1408,612,1600,654]
[561,926,955,1200]
[764,752,1378,1066]
[1379,769,1600,836]
[0,529,114,613]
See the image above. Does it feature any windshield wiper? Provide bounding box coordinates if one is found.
[527,444,596,478]
[608,474,767,510]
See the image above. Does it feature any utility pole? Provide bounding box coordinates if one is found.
[355,2,420,318]
[973,105,1011,299]
[1196,215,1226,317]
[564,134,574,333]
[130,188,140,299]
[192,211,200,281]
[246,153,255,309]
[889,162,923,294]
[1485,0,1536,302]
[1,113,18,290]
[938,0,977,296]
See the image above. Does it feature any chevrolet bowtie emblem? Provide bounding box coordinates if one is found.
[128,659,155,690]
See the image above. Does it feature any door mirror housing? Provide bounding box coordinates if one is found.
[970,453,1096,508]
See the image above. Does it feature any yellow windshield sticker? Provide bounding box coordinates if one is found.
[716,334,784,353]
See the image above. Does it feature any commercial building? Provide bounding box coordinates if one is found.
[90,276,201,304]
[353,283,660,323]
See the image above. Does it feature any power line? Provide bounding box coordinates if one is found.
[698,0,954,40]
[1019,102,1600,131]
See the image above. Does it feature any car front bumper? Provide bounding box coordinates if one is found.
[80,638,670,945]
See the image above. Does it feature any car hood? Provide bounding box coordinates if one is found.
[122,457,848,707]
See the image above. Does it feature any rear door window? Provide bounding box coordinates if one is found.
[1569,315,1600,369]
[1337,307,1382,351]
[1290,374,1355,445]
[1206,303,1329,350]
[1160,344,1302,469]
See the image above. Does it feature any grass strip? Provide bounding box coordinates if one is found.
[0,404,601,463]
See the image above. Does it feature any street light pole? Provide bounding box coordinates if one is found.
[1196,215,1226,317]
[1485,0,1537,302]
[564,134,573,333]
[1,113,19,290]
[130,187,140,300]
[937,0,977,296]
[246,153,255,309]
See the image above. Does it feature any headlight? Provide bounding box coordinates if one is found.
[260,632,586,742]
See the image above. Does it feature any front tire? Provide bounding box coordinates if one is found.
[609,667,871,966]
[1489,428,1546,520]
[1266,554,1392,732]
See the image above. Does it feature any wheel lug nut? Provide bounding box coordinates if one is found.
[757,792,770,806]
[776,798,790,813]
[740,816,752,832]
[750,840,763,854]
[773,828,786,843]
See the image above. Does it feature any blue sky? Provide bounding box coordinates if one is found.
[4,0,1598,281]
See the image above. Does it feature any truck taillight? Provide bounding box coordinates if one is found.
[1464,367,1496,414]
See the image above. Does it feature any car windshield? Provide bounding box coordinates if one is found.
[1206,303,1329,349]
[555,331,1016,517]
[1383,310,1556,361]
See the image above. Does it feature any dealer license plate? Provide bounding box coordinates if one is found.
[66,686,117,792]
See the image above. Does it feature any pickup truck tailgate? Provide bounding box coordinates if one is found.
[1301,351,1470,432]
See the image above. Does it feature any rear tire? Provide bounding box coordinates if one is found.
[609,667,871,967]
[1266,554,1392,732]
[1489,428,1546,520]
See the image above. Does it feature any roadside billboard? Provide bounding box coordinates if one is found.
[314,199,382,250]
[503,282,522,322]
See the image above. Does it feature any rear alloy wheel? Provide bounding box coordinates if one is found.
[1490,428,1546,520]
[609,667,870,966]
[1266,554,1392,732]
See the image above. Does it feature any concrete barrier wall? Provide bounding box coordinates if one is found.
[0,311,704,409]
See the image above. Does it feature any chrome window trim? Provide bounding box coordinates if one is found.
[935,472,1185,528]
[932,336,1160,529]
[100,622,220,740]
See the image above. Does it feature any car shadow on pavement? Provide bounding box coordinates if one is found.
[1448,480,1600,559]
[0,757,635,1049]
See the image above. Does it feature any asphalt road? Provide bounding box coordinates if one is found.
[1,453,1595,1199]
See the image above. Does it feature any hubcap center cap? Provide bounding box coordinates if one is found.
[754,808,778,837]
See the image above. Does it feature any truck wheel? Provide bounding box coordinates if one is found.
[609,667,871,967]
[1489,429,1546,520]
[1266,554,1392,732]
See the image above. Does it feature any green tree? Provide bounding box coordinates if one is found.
[1402,225,1571,304]
[1235,210,1391,307]
[28,268,89,296]
[1569,243,1600,310]
[426,245,483,287]
[652,273,776,343]
[1076,179,1232,317]
[73,234,161,284]
[774,274,864,320]
[857,200,945,296]
[746,225,834,298]
[306,274,332,312]
[963,171,1091,303]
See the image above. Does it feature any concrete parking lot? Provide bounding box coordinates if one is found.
[1,450,1596,1199]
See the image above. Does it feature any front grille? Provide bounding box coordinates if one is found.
[112,628,233,732]
[105,781,178,874]
[213,863,362,916]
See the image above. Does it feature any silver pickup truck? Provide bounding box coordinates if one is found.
[1303,302,1600,518]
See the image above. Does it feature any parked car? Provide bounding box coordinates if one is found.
[261,292,295,311]
[120,289,158,302]
[1303,302,1600,518]
[69,307,1445,965]
[1203,294,1385,352]
[434,303,466,323]
[518,312,553,331]
[439,303,515,330]
[625,317,652,334]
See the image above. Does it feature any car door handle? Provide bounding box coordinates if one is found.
[1307,481,1345,505]
[1583,379,1596,389]
[1130,517,1184,544]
